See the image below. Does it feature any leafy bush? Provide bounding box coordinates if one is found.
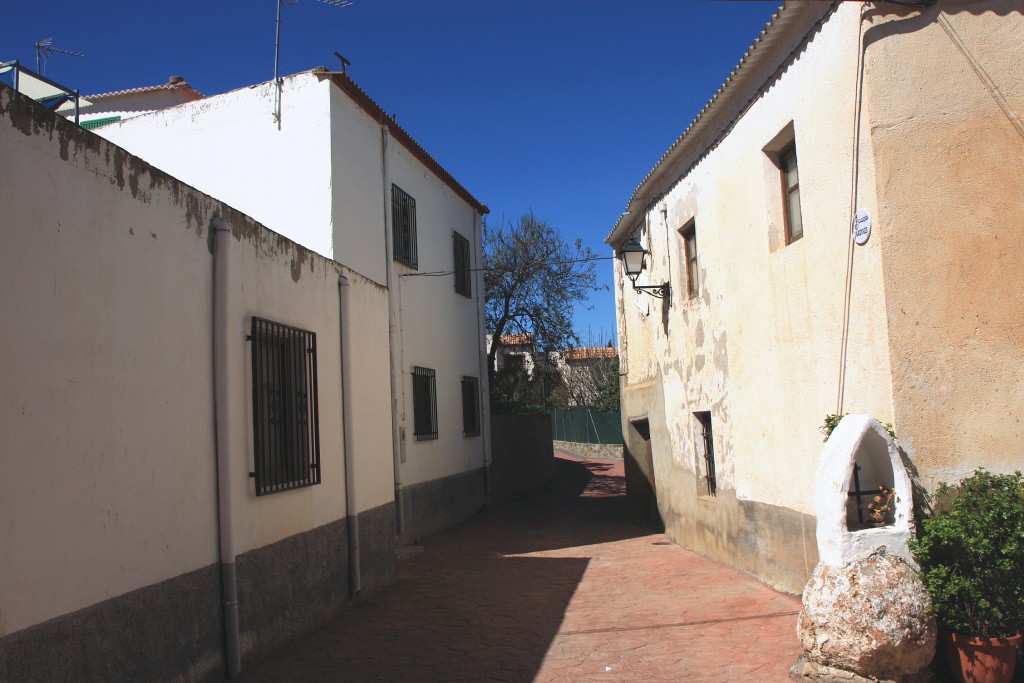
[909,469,1024,637]
[820,413,896,442]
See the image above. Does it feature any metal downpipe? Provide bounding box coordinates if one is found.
[212,216,242,678]
[338,275,361,597]
[380,123,405,535]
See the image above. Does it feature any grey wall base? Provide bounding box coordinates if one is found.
[235,517,350,670]
[0,563,225,683]
[357,502,398,596]
[0,502,397,683]
[658,472,819,595]
[399,468,486,544]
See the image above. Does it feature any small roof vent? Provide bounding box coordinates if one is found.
[167,75,184,85]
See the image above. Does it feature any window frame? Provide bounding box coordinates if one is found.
[461,376,480,437]
[412,366,438,441]
[680,220,699,300]
[391,184,418,269]
[779,142,803,245]
[453,231,472,297]
[249,317,321,496]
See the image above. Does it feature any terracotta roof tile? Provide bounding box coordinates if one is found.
[564,347,618,361]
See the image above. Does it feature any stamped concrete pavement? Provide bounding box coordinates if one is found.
[236,450,803,682]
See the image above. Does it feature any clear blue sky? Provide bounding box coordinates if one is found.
[2,0,780,345]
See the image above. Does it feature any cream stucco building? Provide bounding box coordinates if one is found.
[607,0,1024,594]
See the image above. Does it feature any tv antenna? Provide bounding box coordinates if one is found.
[35,38,85,75]
[273,0,353,124]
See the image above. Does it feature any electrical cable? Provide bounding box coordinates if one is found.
[401,255,616,277]
[836,3,869,416]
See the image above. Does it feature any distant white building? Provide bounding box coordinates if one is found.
[61,75,205,129]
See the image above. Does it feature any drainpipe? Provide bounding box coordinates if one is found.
[473,210,493,505]
[338,274,361,597]
[212,216,242,678]
[380,123,405,535]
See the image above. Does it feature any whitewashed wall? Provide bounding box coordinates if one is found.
[97,70,489,515]
[0,85,393,639]
[99,74,339,267]
[387,139,487,488]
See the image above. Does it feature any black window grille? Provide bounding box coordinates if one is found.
[695,411,716,497]
[461,376,480,436]
[249,317,321,495]
[412,366,438,441]
[453,231,472,297]
[392,184,418,268]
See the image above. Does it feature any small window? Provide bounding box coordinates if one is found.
[461,376,480,436]
[412,366,438,440]
[779,143,803,244]
[680,221,699,299]
[392,184,418,268]
[453,231,471,297]
[250,317,321,495]
[695,411,716,497]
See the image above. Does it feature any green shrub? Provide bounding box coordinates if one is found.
[909,469,1024,637]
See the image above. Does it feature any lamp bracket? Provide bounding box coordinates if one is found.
[632,282,671,300]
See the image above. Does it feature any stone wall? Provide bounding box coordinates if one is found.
[553,440,624,460]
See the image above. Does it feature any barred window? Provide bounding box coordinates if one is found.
[695,411,716,497]
[461,376,480,436]
[250,318,321,495]
[392,184,418,268]
[412,366,438,441]
[453,231,471,297]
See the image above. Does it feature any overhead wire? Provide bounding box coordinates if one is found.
[401,255,616,277]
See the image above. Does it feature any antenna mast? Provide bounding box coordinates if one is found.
[272,0,352,125]
[34,38,85,75]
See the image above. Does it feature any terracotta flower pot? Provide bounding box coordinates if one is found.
[942,630,1022,683]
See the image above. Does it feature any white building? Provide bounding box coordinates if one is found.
[97,68,492,545]
[63,74,205,130]
[0,67,489,681]
[607,0,1024,593]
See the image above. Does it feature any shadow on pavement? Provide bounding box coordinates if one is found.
[236,453,655,683]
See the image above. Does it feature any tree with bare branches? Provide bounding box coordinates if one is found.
[484,213,603,391]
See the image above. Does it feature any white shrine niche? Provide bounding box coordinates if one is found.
[813,415,914,567]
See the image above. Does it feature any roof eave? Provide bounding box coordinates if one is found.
[325,71,489,216]
[606,1,837,246]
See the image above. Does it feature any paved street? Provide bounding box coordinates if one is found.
[237,450,803,682]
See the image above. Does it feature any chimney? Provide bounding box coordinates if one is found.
[168,75,184,85]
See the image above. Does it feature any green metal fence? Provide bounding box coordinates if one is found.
[550,407,623,445]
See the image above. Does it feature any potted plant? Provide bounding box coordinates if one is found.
[909,469,1024,683]
[866,484,896,527]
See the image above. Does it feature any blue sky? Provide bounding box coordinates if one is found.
[2,0,781,344]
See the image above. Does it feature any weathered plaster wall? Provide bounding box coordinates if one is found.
[616,3,899,593]
[0,86,395,678]
[864,0,1024,489]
